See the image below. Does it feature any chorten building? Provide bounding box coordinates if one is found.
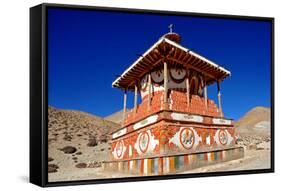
[103,28,244,175]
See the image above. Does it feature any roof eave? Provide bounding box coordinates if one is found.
[112,37,231,89]
[111,37,166,88]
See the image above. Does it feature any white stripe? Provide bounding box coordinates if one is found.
[129,160,133,171]
[207,152,212,161]
[144,159,148,175]
[165,158,170,173]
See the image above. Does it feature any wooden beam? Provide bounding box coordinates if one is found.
[147,53,156,63]
[217,81,223,117]
[174,47,178,58]
[186,71,190,107]
[122,89,127,126]
[180,52,188,61]
[163,43,167,54]
[167,47,175,57]
[200,61,212,70]
[136,62,149,70]
[204,76,208,109]
[147,73,152,111]
[178,49,184,60]
[184,53,193,64]
[195,60,206,68]
[131,68,144,73]
[134,83,138,113]
[142,56,154,65]
[164,61,168,103]
[190,57,200,66]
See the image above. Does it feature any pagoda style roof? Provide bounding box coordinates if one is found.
[112,34,231,90]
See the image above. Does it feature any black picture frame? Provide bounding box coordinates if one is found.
[30,3,275,187]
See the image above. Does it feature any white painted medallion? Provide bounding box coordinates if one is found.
[134,129,159,155]
[151,69,164,84]
[214,129,233,146]
[180,128,195,149]
[169,127,201,150]
[170,68,186,82]
[112,140,127,159]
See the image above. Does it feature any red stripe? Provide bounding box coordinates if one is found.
[140,159,144,175]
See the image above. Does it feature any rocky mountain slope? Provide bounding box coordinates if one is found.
[48,106,120,179]
[235,106,271,137]
[235,106,271,150]
[104,109,129,124]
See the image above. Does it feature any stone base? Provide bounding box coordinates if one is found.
[102,147,244,176]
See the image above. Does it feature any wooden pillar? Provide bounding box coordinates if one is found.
[134,83,138,113]
[204,77,208,109]
[164,61,168,104]
[217,81,223,117]
[186,72,190,106]
[147,73,152,111]
[122,89,127,125]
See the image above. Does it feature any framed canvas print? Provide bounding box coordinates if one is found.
[30,3,274,187]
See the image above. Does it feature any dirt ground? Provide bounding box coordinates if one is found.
[181,149,270,174]
[48,143,271,182]
[48,106,271,182]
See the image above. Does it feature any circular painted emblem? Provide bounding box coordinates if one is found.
[180,128,195,149]
[151,69,164,84]
[219,130,228,145]
[169,68,187,83]
[140,74,148,90]
[115,141,124,158]
[138,131,150,153]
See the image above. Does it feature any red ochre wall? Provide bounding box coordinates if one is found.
[110,120,236,161]
[124,90,221,127]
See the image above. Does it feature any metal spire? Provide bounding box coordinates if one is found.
[168,24,174,33]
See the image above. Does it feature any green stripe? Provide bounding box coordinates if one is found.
[174,156,180,170]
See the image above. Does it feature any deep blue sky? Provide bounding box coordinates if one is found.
[47,7,272,120]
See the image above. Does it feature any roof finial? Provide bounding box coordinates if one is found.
[168,24,174,33]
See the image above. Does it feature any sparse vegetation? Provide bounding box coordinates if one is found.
[87,138,98,147]
[48,164,59,173]
[60,146,77,154]
[48,106,120,179]
[75,163,87,168]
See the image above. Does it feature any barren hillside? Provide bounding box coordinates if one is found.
[235,106,270,137]
[48,106,120,181]
[104,109,129,124]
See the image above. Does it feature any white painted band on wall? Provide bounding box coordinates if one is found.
[133,114,158,130]
[171,112,204,123]
[212,118,231,125]
[112,128,127,139]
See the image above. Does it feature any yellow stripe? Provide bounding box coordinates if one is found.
[133,160,137,173]
[147,159,152,175]
[169,157,175,172]
[211,152,215,161]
